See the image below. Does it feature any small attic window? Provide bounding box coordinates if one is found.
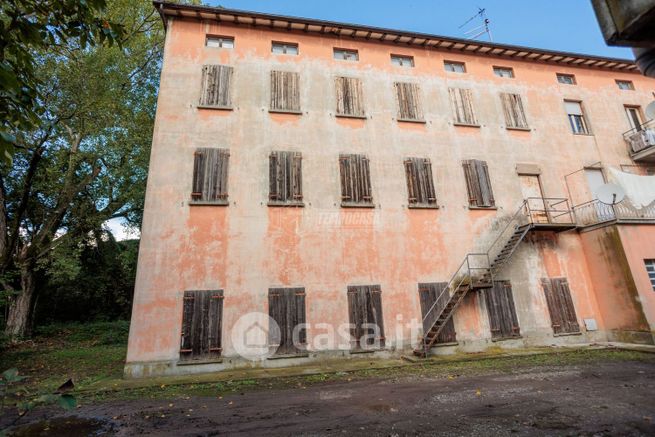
[272,41,299,55]
[206,35,234,49]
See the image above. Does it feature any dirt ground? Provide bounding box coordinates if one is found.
[6,355,655,436]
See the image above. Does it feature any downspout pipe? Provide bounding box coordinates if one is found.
[633,47,655,78]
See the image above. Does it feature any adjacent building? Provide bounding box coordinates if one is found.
[125,1,655,377]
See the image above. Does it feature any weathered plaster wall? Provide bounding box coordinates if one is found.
[579,225,652,343]
[126,16,655,375]
[617,225,655,334]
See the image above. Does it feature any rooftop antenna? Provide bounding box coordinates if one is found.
[460,7,493,42]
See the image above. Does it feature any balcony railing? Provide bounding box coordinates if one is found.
[624,119,655,161]
[573,199,655,227]
[523,197,576,226]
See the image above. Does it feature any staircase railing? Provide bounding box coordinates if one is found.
[421,201,530,341]
[421,253,490,336]
[419,197,575,353]
[486,200,530,273]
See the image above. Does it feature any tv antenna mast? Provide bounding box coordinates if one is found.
[459,7,493,42]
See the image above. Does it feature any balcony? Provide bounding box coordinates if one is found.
[522,197,577,231]
[573,199,655,227]
[624,119,655,162]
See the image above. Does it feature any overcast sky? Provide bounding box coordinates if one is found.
[206,0,633,59]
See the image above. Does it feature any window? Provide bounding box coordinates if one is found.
[404,158,437,207]
[556,73,576,85]
[484,281,521,340]
[339,154,373,206]
[206,35,234,49]
[271,41,298,55]
[180,290,224,360]
[334,48,359,61]
[462,159,495,208]
[616,80,634,90]
[335,77,365,117]
[493,66,514,78]
[645,260,655,291]
[625,106,644,131]
[449,88,477,125]
[268,288,306,356]
[347,285,384,350]
[541,278,580,334]
[199,64,233,108]
[394,82,423,121]
[269,151,303,205]
[500,93,529,129]
[191,148,230,204]
[565,100,590,134]
[418,283,456,345]
[444,61,466,73]
[391,54,414,67]
[270,70,300,112]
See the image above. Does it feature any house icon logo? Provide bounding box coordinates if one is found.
[231,311,280,361]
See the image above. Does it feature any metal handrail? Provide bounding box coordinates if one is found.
[420,196,576,352]
[623,119,655,155]
[622,118,654,138]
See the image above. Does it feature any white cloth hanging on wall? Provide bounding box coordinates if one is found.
[608,167,655,207]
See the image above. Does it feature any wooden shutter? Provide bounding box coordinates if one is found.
[269,151,302,203]
[449,88,477,125]
[335,77,365,117]
[191,148,229,202]
[418,282,457,344]
[462,159,495,207]
[347,285,385,349]
[339,154,373,205]
[268,288,306,355]
[541,278,580,334]
[501,93,528,129]
[484,281,520,340]
[405,158,437,205]
[394,82,423,120]
[199,65,233,107]
[270,71,300,112]
[180,290,223,360]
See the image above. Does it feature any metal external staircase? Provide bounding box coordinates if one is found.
[414,198,576,357]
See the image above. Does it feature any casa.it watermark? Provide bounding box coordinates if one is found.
[231,312,424,361]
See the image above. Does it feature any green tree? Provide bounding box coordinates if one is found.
[1,0,163,337]
[0,0,123,165]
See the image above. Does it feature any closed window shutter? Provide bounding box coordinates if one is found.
[180,290,224,360]
[270,70,300,111]
[405,158,437,205]
[347,285,385,350]
[484,281,520,339]
[462,159,484,207]
[269,151,302,203]
[395,82,423,120]
[542,278,579,334]
[369,285,385,348]
[336,77,365,117]
[418,282,457,344]
[553,278,580,333]
[477,160,495,207]
[268,288,306,355]
[501,93,528,128]
[191,148,229,202]
[449,88,477,125]
[339,154,373,205]
[199,65,233,107]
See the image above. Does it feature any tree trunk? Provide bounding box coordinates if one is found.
[4,262,37,337]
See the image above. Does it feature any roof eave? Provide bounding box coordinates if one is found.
[152,0,638,72]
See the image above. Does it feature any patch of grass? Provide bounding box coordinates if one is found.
[81,348,655,403]
[0,321,128,393]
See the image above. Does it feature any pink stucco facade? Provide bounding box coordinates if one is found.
[126,3,655,377]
